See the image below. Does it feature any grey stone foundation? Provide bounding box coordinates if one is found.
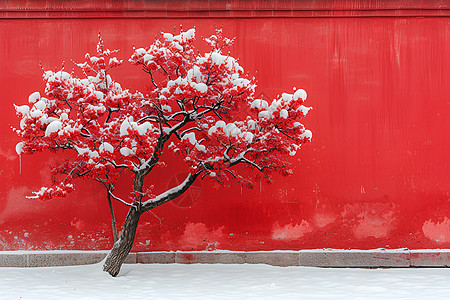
[1,249,449,268]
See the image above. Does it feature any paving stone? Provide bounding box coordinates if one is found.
[137,252,176,264]
[124,252,137,264]
[298,250,410,267]
[410,251,450,267]
[0,253,28,267]
[3,250,449,268]
[245,251,299,267]
[175,252,246,264]
[27,252,107,267]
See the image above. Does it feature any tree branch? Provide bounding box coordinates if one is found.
[276,125,296,140]
[141,172,200,212]
[137,115,159,124]
[180,127,201,136]
[229,155,263,172]
[108,190,133,207]
[106,159,130,169]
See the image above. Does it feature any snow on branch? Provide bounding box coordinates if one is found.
[108,190,133,207]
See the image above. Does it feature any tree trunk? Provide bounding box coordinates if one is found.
[103,204,141,277]
[103,172,200,277]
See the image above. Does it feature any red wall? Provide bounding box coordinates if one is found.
[1,1,449,251]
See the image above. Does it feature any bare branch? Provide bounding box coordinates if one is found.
[108,190,133,207]
[141,172,200,212]
[63,98,72,110]
[222,168,237,179]
[276,125,296,140]
[80,129,91,138]
[80,119,94,138]
[105,107,120,125]
[167,110,189,121]
[101,159,128,169]
[137,115,159,124]
[229,155,263,172]
[149,71,158,89]
[180,127,201,136]
[176,99,185,112]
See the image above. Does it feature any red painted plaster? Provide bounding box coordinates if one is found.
[0,1,449,251]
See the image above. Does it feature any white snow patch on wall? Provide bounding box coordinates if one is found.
[272,221,313,240]
[423,217,450,243]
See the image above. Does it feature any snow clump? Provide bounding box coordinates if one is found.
[99,142,114,153]
[45,120,63,137]
[293,88,307,101]
[28,92,40,103]
[15,142,24,155]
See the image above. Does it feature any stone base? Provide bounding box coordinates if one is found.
[1,249,449,268]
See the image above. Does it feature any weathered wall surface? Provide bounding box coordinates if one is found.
[0,0,449,251]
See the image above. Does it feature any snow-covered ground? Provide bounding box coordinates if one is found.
[1,262,449,299]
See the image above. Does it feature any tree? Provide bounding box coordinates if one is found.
[14,28,312,276]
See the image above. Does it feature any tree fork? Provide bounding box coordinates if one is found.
[103,172,200,276]
[104,172,146,277]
